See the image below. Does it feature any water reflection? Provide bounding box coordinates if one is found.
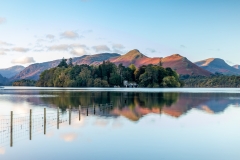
[1,90,240,159]
[38,92,240,120]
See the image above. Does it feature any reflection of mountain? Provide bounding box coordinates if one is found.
[6,91,237,121]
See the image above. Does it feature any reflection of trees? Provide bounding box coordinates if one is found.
[40,91,179,111]
[36,91,240,120]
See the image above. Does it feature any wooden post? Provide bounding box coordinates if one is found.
[87,107,88,116]
[10,111,13,147]
[94,105,95,115]
[44,108,46,135]
[57,107,59,129]
[69,106,71,125]
[79,105,81,121]
[29,109,32,140]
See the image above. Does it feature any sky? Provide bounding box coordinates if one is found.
[0,0,240,68]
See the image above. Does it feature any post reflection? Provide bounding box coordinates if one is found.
[1,91,240,150]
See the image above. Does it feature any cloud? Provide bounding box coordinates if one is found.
[46,34,55,39]
[180,45,186,48]
[92,45,110,52]
[61,31,80,39]
[71,48,88,56]
[111,44,125,54]
[0,51,6,55]
[146,48,156,53]
[70,44,89,56]
[0,41,12,46]
[48,44,70,51]
[0,48,9,55]
[33,49,45,52]
[112,44,125,50]
[48,43,89,56]
[11,57,35,64]
[0,17,6,24]
[12,47,29,52]
[82,29,93,34]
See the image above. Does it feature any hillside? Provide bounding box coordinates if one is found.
[161,54,211,76]
[110,49,211,76]
[0,74,8,85]
[0,65,25,78]
[110,49,161,67]
[233,65,240,69]
[12,53,120,81]
[195,58,240,75]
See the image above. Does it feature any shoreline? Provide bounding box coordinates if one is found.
[1,86,240,93]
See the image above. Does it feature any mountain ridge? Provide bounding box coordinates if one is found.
[10,50,240,81]
[11,53,120,81]
[0,65,25,78]
[110,50,211,76]
[195,58,240,75]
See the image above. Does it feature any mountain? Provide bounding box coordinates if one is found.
[110,49,211,76]
[0,65,25,78]
[0,74,8,85]
[233,65,240,69]
[110,49,161,67]
[161,54,211,76]
[74,53,120,65]
[12,53,120,81]
[195,58,240,75]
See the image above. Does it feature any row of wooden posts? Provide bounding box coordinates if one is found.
[9,103,113,147]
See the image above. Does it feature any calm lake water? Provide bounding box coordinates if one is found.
[1,87,240,160]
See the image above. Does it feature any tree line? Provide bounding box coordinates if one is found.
[35,58,183,88]
[182,75,240,87]
[12,79,37,86]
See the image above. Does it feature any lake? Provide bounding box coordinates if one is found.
[0,87,240,160]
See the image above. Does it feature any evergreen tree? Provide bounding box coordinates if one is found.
[57,58,68,68]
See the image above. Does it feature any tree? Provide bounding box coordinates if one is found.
[159,59,162,66]
[68,58,73,67]
[58,58,68,68]
[79,67,91,86]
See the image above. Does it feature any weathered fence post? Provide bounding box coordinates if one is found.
[69,105,71,125]
[30,109,32,140]
[10,111,13,147]
[44,108,46,135]
[79,105,81,121]
[57,107,59,129]
[87,107,88,116]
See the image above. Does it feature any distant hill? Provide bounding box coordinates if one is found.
[0,74,8,85]
[161,54,211,76]
[0,65,25,78]
[233,65,240,69]
[11,53,120,81]
[195,58,240,75]
[110,49,211,76]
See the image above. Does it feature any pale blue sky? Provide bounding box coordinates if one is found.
[0,0,240,68]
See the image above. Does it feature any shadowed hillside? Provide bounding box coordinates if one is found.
[195,58,240,75]
[0,65,25,78]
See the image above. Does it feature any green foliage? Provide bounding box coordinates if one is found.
[12,79,36,86]
[36,60,183,88]
[183,75,240,87]
[57,58,68,68]
[138,65,183,87]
